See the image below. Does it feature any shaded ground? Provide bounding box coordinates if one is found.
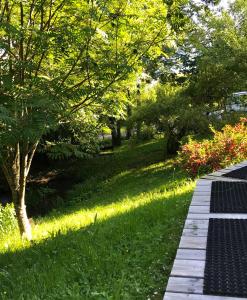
[0,157,84,216]
[0,150,115,216]
[1,140,165,216]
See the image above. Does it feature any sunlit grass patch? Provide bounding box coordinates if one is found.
[0,139,195,299]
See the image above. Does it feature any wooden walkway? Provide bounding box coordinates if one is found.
[164,161,247,300]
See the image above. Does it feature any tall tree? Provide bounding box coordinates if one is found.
[0,0,175,239]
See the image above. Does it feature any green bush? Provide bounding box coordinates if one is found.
[139,125,156,141]
[129,126,156,145]
[0,203,17,234]
[99,138,113,149]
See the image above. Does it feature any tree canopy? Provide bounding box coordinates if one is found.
[0,0,188,239]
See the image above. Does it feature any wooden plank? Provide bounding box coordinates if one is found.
[176,249,206,260]
[182,228,208,237]
[166,277,203,294]
[191,198,210,203]
[224,165,242,170]
[197,179,212,185]
[187,214,209,220]
[187,213,247,220]
[184,219,209,230]
[194,186,211,192]
[189,206,209,214]
[202,175,246,182]
[164,293,246,300]
[223,167,238,171]
[192,195,210,201]
[217,168,232,172]
[193,192,211,199]
[196,181,213,186]
[191,202,210,207]
[217,171,230,175]
[226,162,247,169]
[202,175,219,182]
[202,175,221,179]
[193,192,211,195]
[210,170,229,176]
[191,196,210,205]
[190,201,209,206]
[170,259,205,277]
[196,179,212,185]
[179,236,207,249]
[195,182,212,187]
[191,201,210,204]
[193,191,211,195]
[192,194,210,198]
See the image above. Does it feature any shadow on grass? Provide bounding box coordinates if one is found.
[0,190,192,300]
[24,139,168,217]
[65,139,167,184]
[50,159,187,220]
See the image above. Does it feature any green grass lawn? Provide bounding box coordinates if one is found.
[0,139,195,300]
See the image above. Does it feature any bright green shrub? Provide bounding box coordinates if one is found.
[178,118,247,177]
[0,203,17,234]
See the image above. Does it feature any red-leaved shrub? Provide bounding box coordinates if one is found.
[178,118,247,177]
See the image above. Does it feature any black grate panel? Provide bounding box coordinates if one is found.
[223,166,247,180]
[204,219,247,298]
[210,181,247,213]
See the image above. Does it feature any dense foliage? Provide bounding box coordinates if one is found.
[128,0,247,156]
[0,203,17,234]
[127,83,211,153]
[179,118,247,177]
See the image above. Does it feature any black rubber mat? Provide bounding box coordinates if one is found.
[210,181,247,213]
[223,166,247,180]
[204,219,247,298]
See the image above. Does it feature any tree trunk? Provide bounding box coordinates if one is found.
[126,105,132,140]
[109,117,119,147]
[116,120,122,146]
[2,141,38,240]
[12,189,32,240]
[136,92,141,139]
[110,119,122,146]
[126,127,132,140]
[111,125,118,147]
